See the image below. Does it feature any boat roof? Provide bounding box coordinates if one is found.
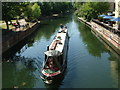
[48,29,67,53]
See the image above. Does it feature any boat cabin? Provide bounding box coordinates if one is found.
[43,50,63,72]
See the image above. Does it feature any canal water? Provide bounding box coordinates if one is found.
[2,14,120,88]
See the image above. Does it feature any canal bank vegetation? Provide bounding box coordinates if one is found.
[38,2,73,16]
[74,2,110,21]
[2,2,41,30]
[2,2,73,31]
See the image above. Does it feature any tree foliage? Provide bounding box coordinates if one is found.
[2,2,22,30]
[73,2,84,10]
[75,2,110,21]
[24,3,41,21]
[39,2,73,16]
[32,3,41,19]
[2,2,41,29]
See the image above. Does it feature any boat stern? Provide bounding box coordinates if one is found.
[41,69,61,84]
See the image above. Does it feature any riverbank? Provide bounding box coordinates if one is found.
[2,12,72,56]
[78,17,120,55]
[2,22,40,54]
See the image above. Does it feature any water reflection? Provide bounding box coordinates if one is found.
[2,39,29,60]
[2,61,35,88]
[76,20,108,57]
[31,15,72,42]
[76,19,120,88]
[108,50,120,88]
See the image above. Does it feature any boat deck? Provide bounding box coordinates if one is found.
[49,29,67,52]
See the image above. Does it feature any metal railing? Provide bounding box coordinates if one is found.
[92,19,120,37]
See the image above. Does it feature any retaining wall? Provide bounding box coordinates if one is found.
[2,23,40,53]
[78,17,120,55]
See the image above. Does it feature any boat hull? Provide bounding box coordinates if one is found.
[41,28,69,84]
[41,64,67,84]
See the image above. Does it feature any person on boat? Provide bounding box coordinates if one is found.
[60,24,66,33]
[60,24,64,29]
[48,57,54,70]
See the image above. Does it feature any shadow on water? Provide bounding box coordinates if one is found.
[2,37,31,60]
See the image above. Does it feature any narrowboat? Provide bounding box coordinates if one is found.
[41,26,69,84]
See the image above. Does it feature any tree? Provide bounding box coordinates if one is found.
[73,2,84,10]
[24,3,41,21]
[76,2,110,21]
[2,2,41,30]
[32,3,41,19]
[2,2,22,30]
[38,2,73,16]
[39,2,52,15]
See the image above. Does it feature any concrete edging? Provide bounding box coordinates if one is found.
[78,17,120,55]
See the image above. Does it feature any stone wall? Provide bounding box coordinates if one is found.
[91,21,120,55]
[2,23,40,53]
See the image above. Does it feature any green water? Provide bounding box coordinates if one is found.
[2,14,120,88]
